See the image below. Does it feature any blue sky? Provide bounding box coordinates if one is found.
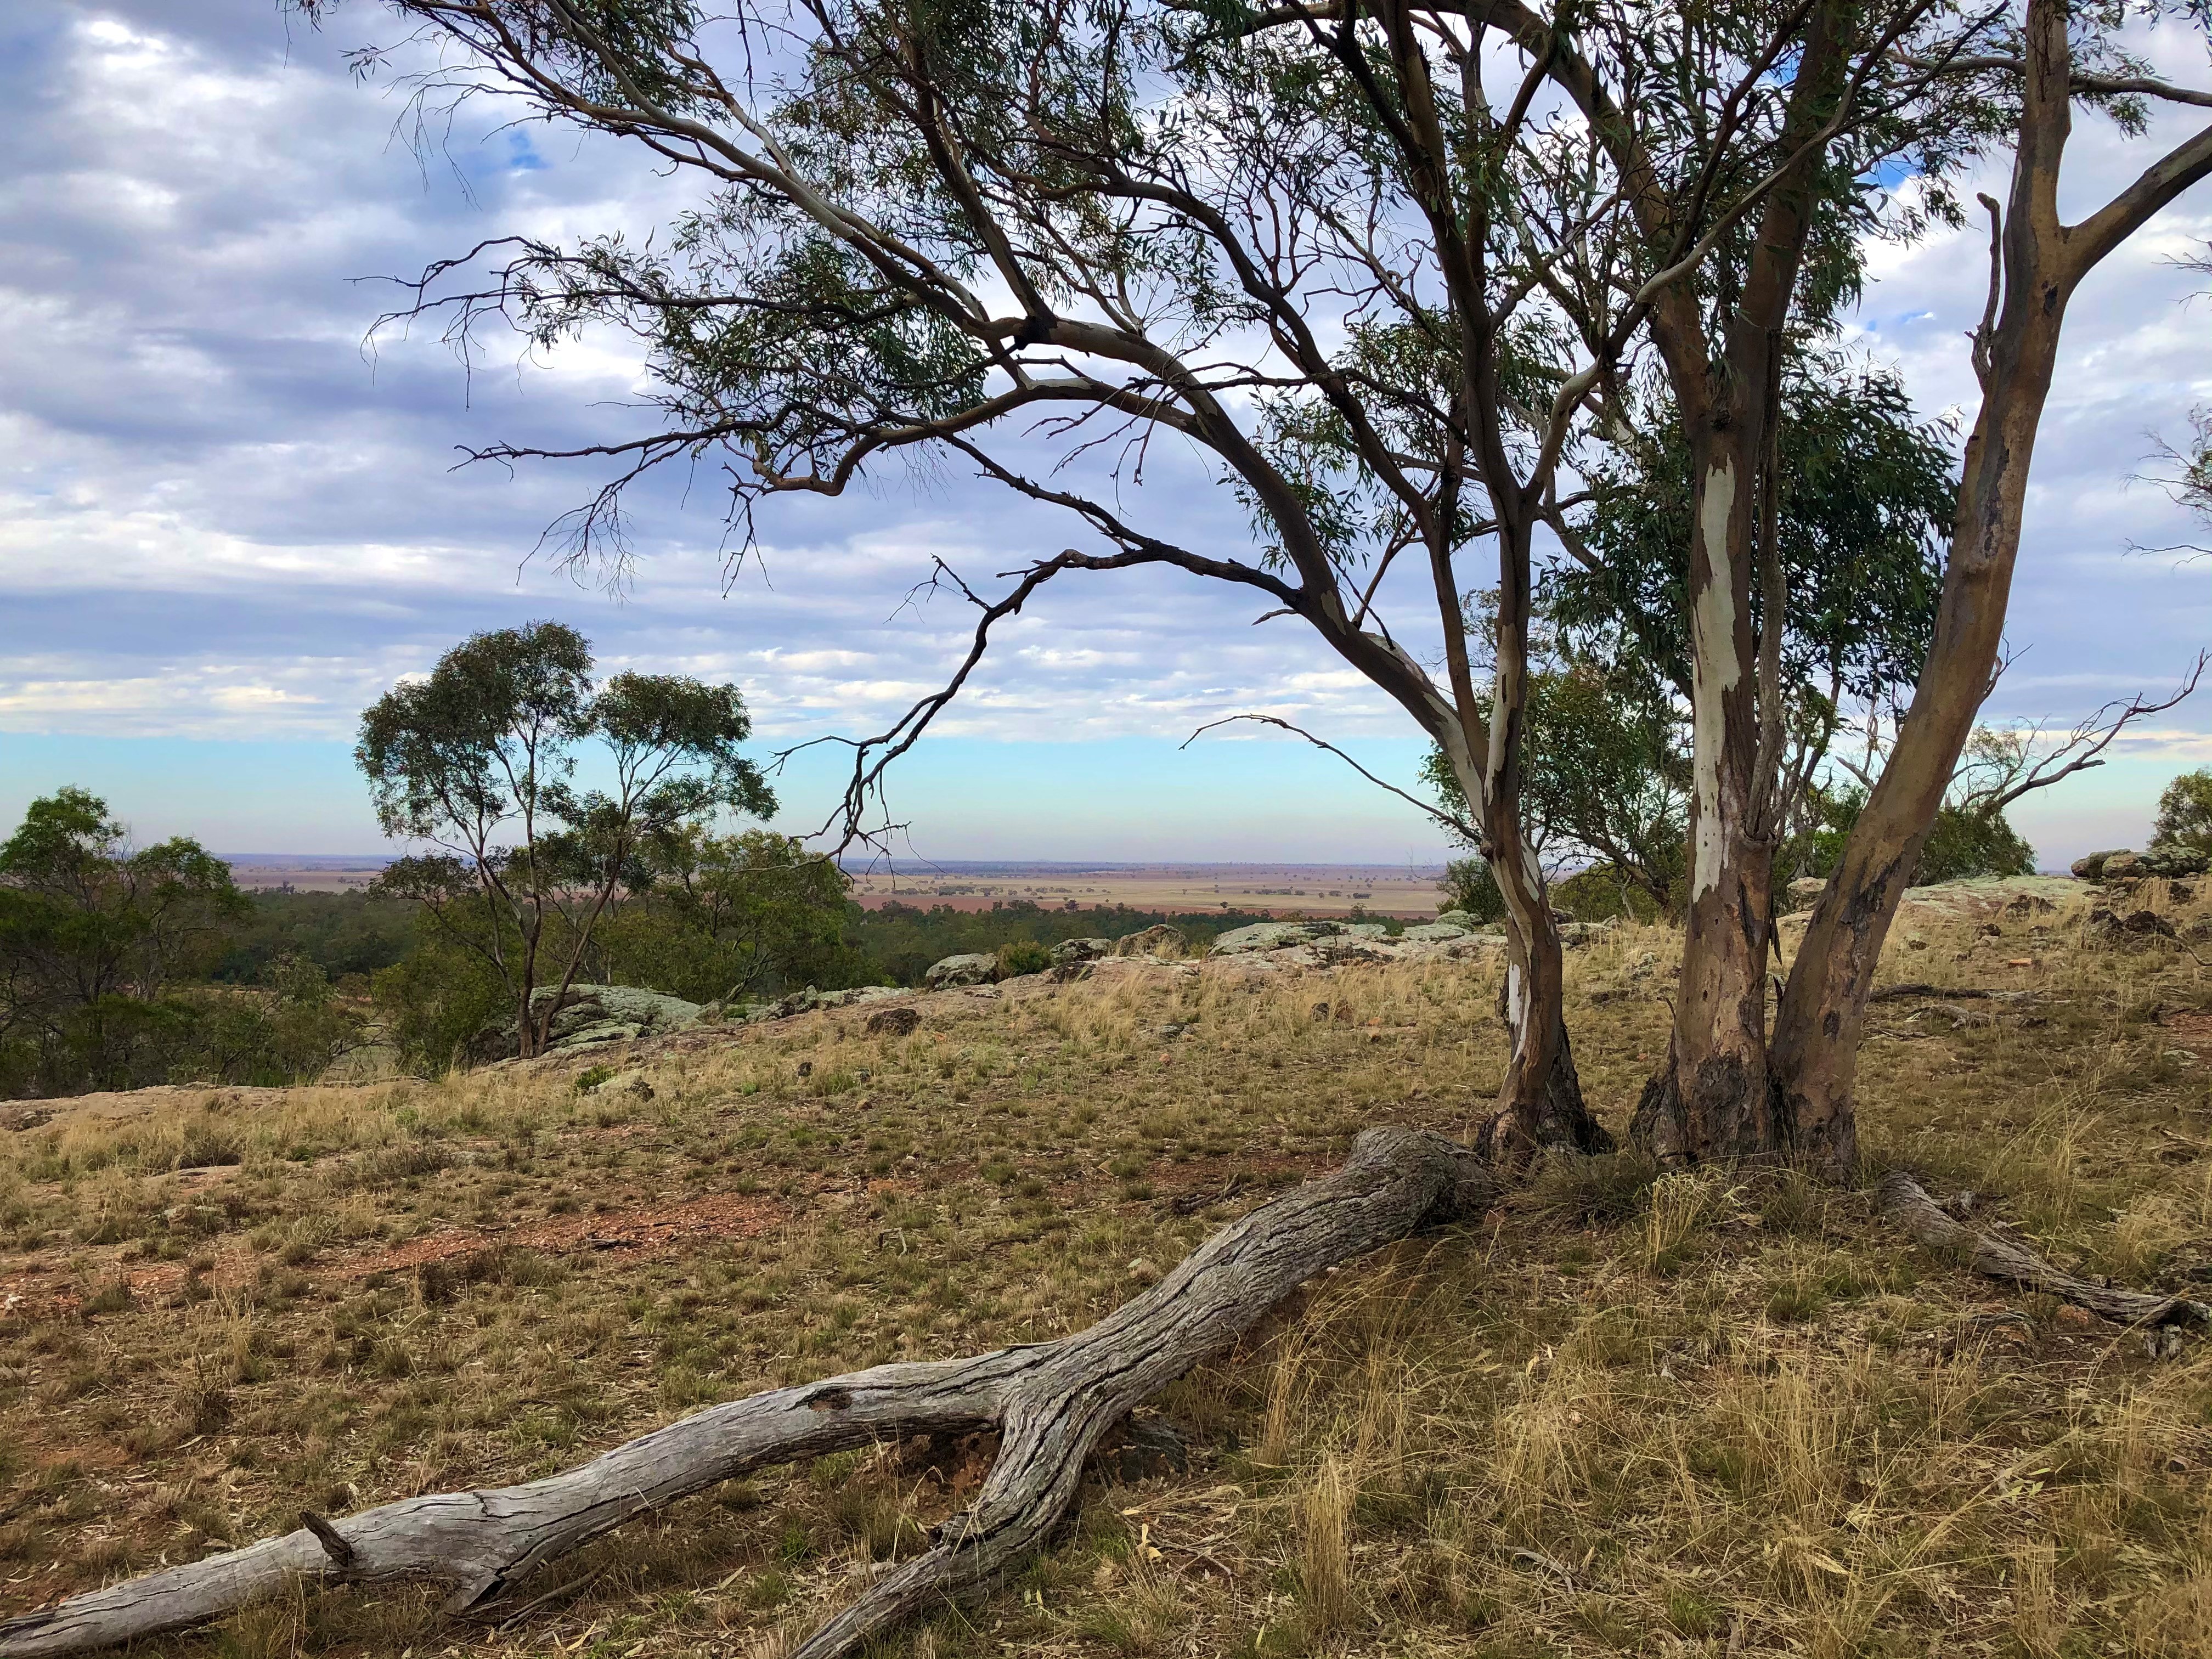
[3,3,2210,865]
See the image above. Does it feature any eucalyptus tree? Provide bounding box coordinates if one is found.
[357,622,775,1058]
[1410,0,2006,1165]
[304,0,1712,1158]
[1770,0,2212,1173]
[1440,0,2212,1170]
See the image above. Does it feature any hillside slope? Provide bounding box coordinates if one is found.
[4,876,2211,1657]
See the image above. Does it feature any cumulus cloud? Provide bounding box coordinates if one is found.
[3,2,2210,861]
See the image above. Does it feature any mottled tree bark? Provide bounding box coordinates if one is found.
[1630,4,1845,1165]
[1771,0,2212,1176]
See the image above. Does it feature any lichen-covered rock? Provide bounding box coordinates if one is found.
[1399,919,1474,943]
[472,983,705,1063]
[1113,924,1187,957]
[1051,937,1114,967]
[923,953,998,989]
[749,984,904,1021]
[1786,875,1827,906]
[2070,846,2204,883]
[2144,843,2210,877]
[1209,921,1341,955]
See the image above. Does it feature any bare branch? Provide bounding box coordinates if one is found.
[1180,713,1474,836]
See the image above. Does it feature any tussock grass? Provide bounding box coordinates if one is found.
[5,880,2212,1655]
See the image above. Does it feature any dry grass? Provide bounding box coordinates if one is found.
[4,877,2212,1656]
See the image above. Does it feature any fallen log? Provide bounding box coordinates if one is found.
[0,1126,1497,1659]
[1879,1171,2211,1328]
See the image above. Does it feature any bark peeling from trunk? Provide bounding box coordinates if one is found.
[1689,454,1741,904]
[0,1128,1497,1659]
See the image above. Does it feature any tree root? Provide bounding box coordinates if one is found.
[0,1127,1497,1659]
[1878,1171,2211,1329]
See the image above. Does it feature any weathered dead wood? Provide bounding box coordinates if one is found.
[1880,1171,2211,1328]
[0,1126,1496,1659]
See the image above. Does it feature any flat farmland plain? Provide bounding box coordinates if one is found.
[847,861,1448,917]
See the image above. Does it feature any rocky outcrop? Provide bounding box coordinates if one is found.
[1210,921,1339,955]
[473,984,706,1063]
[1050,937,1114,967]
[2074,845,2209,882]
[923,953,999,990]
[742,984,904,1022]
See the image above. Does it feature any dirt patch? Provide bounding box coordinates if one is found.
[341,1188,789,1279]
[2159,1008,2212,1055]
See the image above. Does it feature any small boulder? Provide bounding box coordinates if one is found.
[2072,849,2127,882]
[470,983,704,1063]
[865,1005,922,1037]
[923,953,998,990]
[1787,875,1827,906]
[588,1068,653,1100]
[1049,936,1114,967]
[2090,905,2177,943]
[2102,850,2148,883]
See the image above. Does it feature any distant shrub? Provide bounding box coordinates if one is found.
[1911,803,2036,885]
[2153,768,2212,849]
[1438,856,1505,923]
[995,939,1052,978]
[1551,864,1667,923]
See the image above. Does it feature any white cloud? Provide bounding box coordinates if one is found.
[3,1,2210,862]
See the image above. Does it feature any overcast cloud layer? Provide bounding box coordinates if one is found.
[3,2,2209,861]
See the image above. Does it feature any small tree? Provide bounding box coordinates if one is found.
[1424,654,1688,916]
[357,624,775,1060]
[2154,769,2212,850]
[599,825,866,1003]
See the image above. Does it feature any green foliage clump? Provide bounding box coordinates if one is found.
[213,891,416,984]
[1912,804,2036,885]
[0,789,364,1096]
[1787,786,2034,890]
[1437,857,1505,923]
[2152,768,2212,850]
[1423,635,1686,918]
[370,923,512,1077]
[995,938,1053,978]
[599,827,871,1003]
[1556,363,1955,708]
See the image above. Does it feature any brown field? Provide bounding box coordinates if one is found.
[219,860,390,894]
[220,859,1453,916]
[848,862,1448,917]
[4,876,2212,1658]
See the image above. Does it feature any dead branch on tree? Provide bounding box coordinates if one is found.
[0,1127,1497,1659]
[1960,653,2209,815]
